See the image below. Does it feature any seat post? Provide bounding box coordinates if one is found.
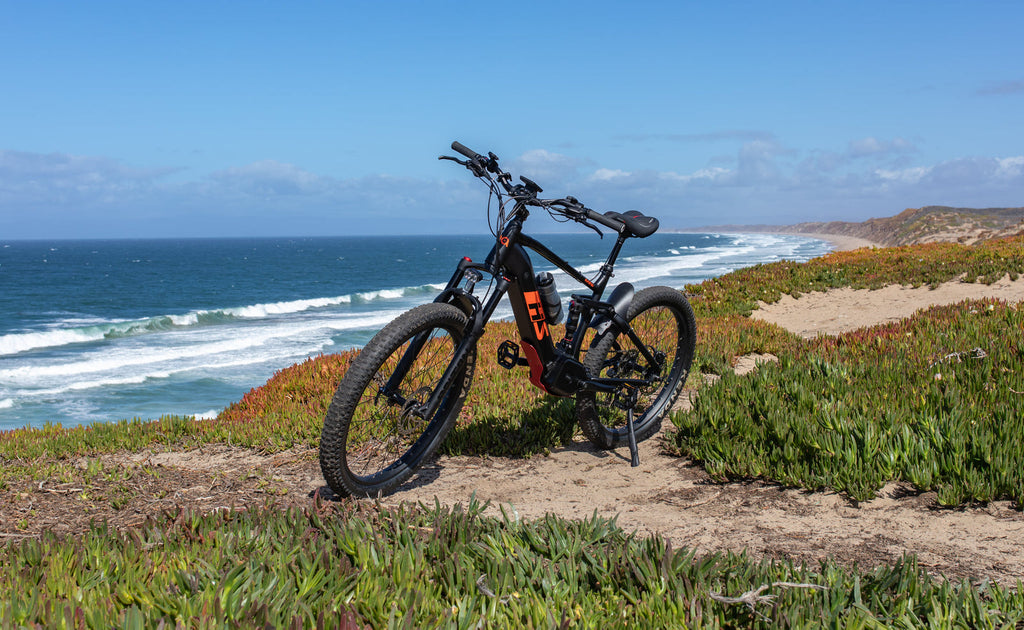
[591,233,630,296]
[605,232,629,269]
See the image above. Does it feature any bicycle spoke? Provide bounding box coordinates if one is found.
[578,287,694,450]
[595,304,678,427]
[345,329,458,478]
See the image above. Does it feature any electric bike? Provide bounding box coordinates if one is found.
[320,142,696,497]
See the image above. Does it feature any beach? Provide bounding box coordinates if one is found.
[781,231,879,252]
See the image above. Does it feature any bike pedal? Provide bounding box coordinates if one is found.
[497,340,528,369]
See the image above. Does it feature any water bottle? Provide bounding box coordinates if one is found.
[535,272,563,325]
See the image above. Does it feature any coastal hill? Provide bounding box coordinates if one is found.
[694,205,1024,247]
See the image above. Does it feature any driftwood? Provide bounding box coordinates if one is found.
[709,581,828,613]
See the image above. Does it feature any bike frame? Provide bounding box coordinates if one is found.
[393,201,664,421]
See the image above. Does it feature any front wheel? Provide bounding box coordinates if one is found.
[320,302,475,497]
[576,286,695,449]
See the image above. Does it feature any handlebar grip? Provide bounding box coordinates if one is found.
[587,209,625,232]
[451,141,482,161]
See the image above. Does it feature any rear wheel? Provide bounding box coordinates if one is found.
[576,286,695,449]
[320,302,475,497]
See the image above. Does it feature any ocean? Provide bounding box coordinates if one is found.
[0,232,832,431]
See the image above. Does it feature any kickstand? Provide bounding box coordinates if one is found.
[626,407,640,467]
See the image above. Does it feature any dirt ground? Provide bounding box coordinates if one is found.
[4,415,1022,584]
[4,256,1024,585]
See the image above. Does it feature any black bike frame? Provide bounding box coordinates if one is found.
[395,202,663,423]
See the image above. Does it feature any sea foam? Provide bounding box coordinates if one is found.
[0,284,432,357]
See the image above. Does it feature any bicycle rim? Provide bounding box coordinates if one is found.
[578,287,694,448]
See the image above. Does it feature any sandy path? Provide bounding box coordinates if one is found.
[372,407,1024,583]
[751,274,1024,338]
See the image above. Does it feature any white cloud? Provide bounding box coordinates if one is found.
[616,130,776,144]
[925,157,1013,188]
[0,149,488,238]
[0,150,174,203]
[796,137,918,181]
[659,167,731,183]
[848,136,915,158]
[590,168,631,181]
[996,156,1024,178]
[507,149,588,184]
[3,143,1023,238]
[874,166,930,184]
[735,139,788,184]
[0,150,169,181]
[552,145,1024,228]
[210,160,328,197]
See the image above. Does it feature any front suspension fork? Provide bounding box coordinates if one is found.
[402,275,509,422]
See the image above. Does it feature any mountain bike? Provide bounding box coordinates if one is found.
[320,142,696,498]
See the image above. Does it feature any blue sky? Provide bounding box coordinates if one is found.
[2,1,1022,239]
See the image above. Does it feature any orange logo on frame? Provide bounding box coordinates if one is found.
[500,236,510,247]
[523,290,549,340]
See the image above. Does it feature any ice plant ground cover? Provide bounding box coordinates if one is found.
[2,499,1023,627]
[2,235,1024,626]
[673,236,1024,506]
[674,299,1024,505]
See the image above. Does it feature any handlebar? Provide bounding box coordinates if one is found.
[444,140,627,235]
[545,198,625,234]
[585,208,624,231]
[451,141,482,161]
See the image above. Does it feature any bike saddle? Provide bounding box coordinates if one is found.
[604,210,659,238]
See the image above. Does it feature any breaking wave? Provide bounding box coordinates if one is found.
[0,283,439,357]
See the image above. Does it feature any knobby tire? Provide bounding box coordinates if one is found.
[320,302,475,498]
[576,286,696,449]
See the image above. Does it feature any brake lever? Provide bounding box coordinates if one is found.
[439,154,489,177]
[580,219,604,239]
[554,198,601,238]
